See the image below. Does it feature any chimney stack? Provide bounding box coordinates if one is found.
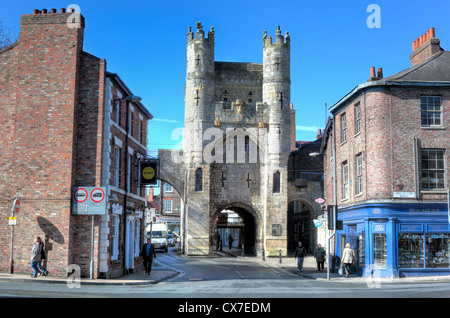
[410,28,442,67]
[367,66,383,82]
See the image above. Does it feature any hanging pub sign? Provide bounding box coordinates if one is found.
[140,159,159,185]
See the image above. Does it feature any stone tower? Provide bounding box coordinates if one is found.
[161,22,291,257]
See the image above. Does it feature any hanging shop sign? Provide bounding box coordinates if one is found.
[140,159,159,185]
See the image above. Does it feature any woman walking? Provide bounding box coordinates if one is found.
[30,236,48,277]
[341,243,355,278]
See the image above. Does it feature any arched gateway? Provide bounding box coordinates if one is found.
[159,22,291,257]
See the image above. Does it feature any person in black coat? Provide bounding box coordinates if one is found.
[141,238,156,275]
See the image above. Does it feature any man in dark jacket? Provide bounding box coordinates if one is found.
[294,242,307,272]
[141,238,156,275]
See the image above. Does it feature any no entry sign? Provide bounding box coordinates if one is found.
[72,187,107,215]
[12,199,20,214]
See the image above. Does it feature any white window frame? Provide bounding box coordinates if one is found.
[165,183,173,193]
[127,154,132,193]
[420,149,446,190]
[112,214,120,260]
[342,161,349,200]
[114,146,121,188]
[355,103,361,135]
[165,200,173,213]
[421,96,442,127]
[356,153,363,195]
[341,113,347,143]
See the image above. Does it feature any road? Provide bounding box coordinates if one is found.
[1,246,450,303]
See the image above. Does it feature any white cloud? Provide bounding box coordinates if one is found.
[296,125,321,132]
[153,118,179,123]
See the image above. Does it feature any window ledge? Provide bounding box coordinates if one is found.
[421,126,445,130]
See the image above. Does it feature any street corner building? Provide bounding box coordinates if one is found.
[322,28,449,278]
[0,8,152,278]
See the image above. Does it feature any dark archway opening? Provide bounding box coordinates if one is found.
[213,205,257,256]
[287,200,312,254]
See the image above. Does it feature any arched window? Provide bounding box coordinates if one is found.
[195,168,203,191]
[273,171,280,193]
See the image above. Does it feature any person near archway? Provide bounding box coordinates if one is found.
[314,244,326,271]
[228,233,234,250]
[294,242,307,272]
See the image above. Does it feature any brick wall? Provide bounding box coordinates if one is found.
[324,86,449,207]
[0,10,84,275]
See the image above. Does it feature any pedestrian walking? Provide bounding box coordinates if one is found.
[215,232,221,251]
[228,234,234,250]
[313,244,326,271]
[341,243,356,278]
[141,238,156,275]
[294,242,307,272]
[30,236,48,277]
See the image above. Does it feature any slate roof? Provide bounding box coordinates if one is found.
[385,50,450,82]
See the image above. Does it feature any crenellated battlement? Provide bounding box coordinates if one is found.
[263,25,290,48]
[187,21,215,43]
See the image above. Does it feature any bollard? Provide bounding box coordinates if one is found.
[262,249,265,261]
[279,249,282,264]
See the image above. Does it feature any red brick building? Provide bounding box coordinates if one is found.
[0,8,152,278]
[322,28,449,278]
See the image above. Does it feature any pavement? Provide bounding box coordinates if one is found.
[1,247,450,286]
[215,248,450,284]
[0,258,180,286]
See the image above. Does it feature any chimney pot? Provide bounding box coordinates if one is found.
[50,8,56,13]
[60,8,66,13]
[370,66,376,78]
[33,9,39,14]
[412,41,417,51]
[430,27,435,38]
[41,9,47,14]
[377,68,383,79]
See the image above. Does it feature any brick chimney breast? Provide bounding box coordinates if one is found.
[410,28,442,67]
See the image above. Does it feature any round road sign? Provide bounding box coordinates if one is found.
[12,199,20,213]
[90,188,105,203]
[74,188,88,203]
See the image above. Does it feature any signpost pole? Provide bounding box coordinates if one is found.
[90,215,94,279]
[10,198,20,274]
[10,213,14,274]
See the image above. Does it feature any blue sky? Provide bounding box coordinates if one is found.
[2,0,450,157]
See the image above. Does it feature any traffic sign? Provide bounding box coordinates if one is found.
[72,187,107,215]
[90,188,105,203]
[315,197,326,205]
[73,188,88,203]
[9,217,17,226]
[12,199,20,213]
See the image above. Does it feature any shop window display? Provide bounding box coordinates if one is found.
[425,233,449,268]
[399,233,424,268]
[358,233,365,267]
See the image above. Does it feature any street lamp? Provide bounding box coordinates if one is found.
[309,127,337,280]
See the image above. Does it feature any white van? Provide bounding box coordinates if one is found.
[150,223,168,252]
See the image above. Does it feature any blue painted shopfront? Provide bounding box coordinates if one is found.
[336,203,449,278]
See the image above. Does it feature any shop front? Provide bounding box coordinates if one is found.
[337,203,449,278]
